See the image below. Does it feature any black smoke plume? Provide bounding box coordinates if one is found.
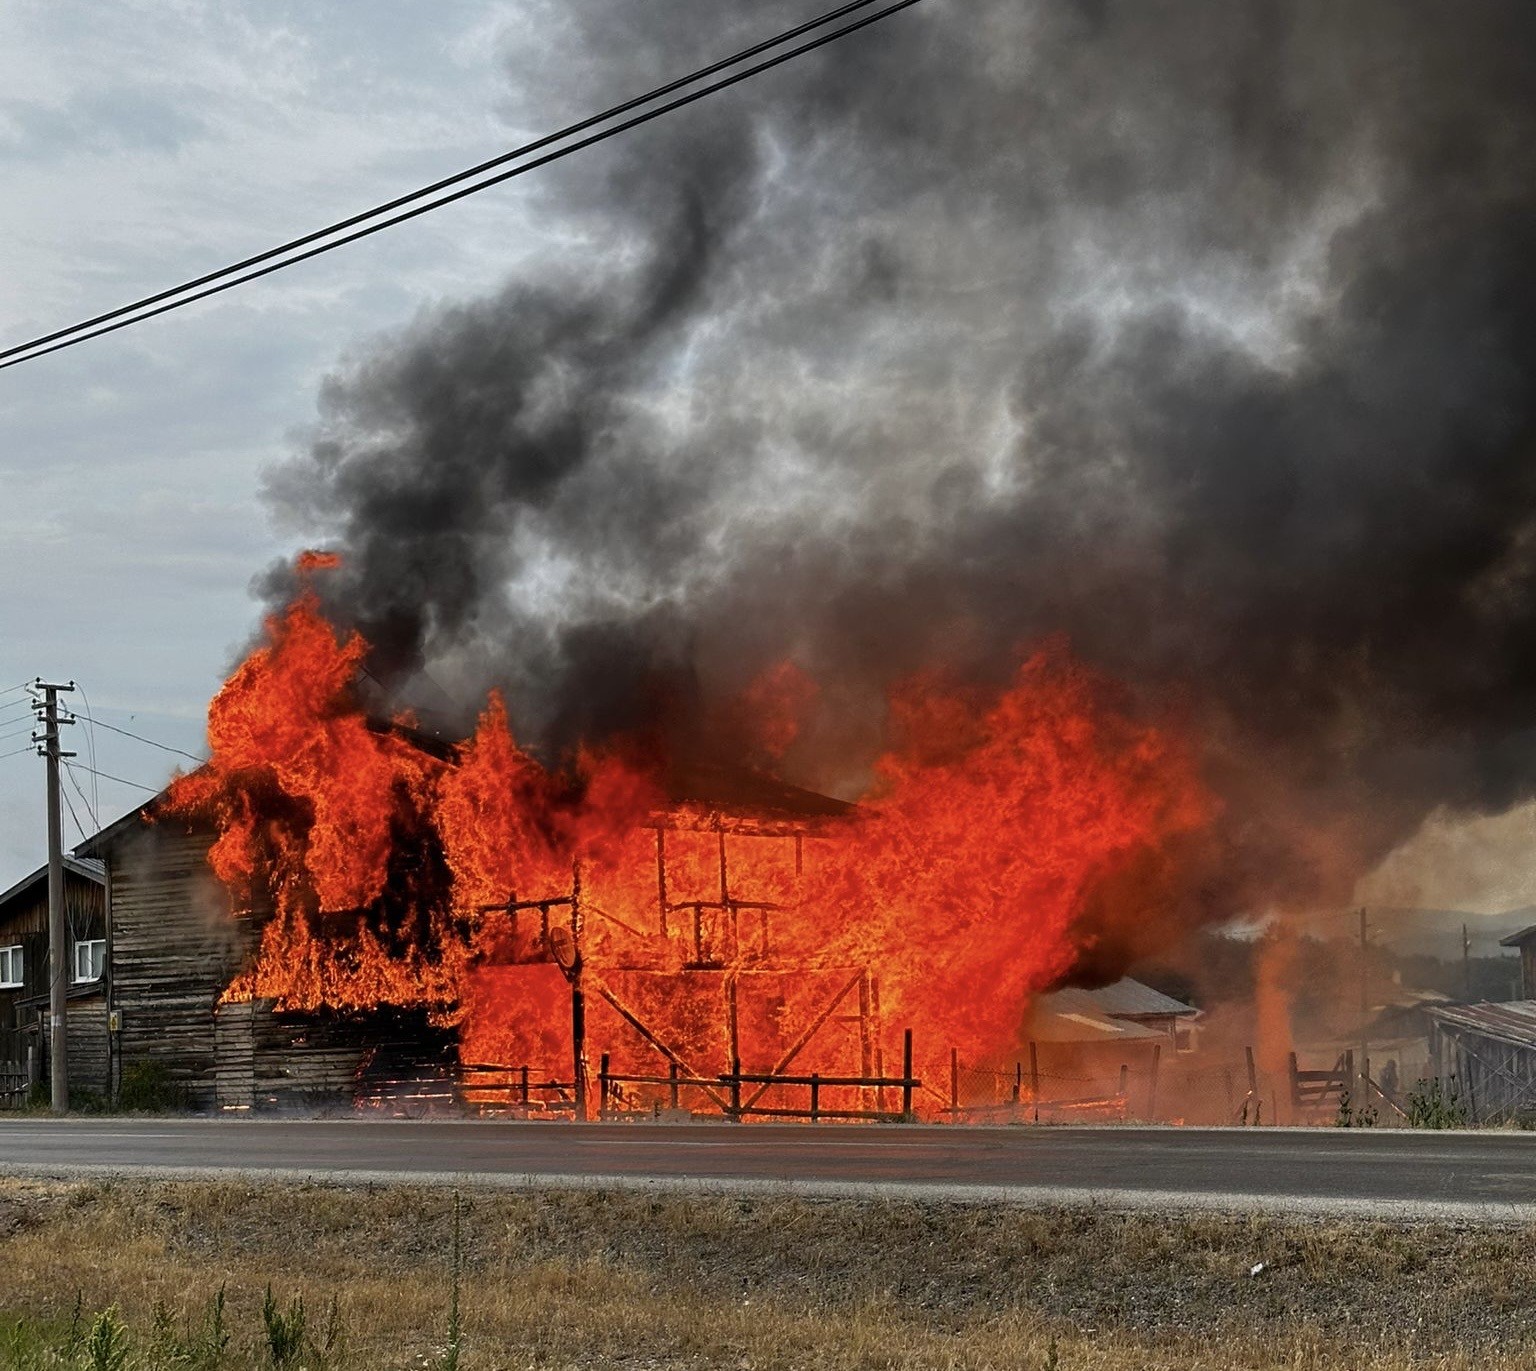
[261,0,1536,945]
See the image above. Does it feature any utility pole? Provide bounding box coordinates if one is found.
[1462,922,1472,1002]
[34,681,75,1114]
[1358,907,1369,1107]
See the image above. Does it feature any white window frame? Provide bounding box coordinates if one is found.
[72,938,105,985]
[0,945,21,990]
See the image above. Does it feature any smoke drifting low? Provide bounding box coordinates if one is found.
[261,1,1536,938]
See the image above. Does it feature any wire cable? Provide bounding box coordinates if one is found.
[0,746,35,762]
[73,684,102,827]
[0,0,922,372]
[73,715,204,764]
[64,763,163,794]
[0,0,887,369]
[62,761,100,833]
[58,779,89,848]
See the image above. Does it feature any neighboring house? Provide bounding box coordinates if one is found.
[0,855,110,1097]
[1034,977,1201,1050]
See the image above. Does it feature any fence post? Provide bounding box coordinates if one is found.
[521,1064,530,1107]
[669,1060,680,1113]
[810,1073,820,1123]
[1287,1051,1299,1115]
[1118,1064,1128,1099]
[599,1053,610,1119]
[950,1047,959,1119]
[1148,1044,1161,1121]
[1029,1040,1040,1124]
[901,1028,914,1122]
[1013,1061,1022,1104]
[729,1055,742,1121]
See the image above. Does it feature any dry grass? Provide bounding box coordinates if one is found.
[0,1178,1529,1368]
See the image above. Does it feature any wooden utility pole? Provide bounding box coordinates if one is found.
[1358,908,1370,1105]
[35,681,75,1114]
[1462,922,1472,1002]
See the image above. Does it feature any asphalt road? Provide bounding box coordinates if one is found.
[0,1118,1530,1218]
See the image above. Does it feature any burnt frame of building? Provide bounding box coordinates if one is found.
[73,761,900,1115]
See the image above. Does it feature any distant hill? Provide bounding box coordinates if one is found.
[1362,906,1534,958]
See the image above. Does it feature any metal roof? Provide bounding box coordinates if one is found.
[1500,925,1536,948]
[1061,977,1199,1020]
[1425,1000,1536,1050]
[1028,991,1170,1043]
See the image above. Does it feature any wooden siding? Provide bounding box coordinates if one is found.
[0,873,105,1034]
[107,824,250,1108]
[64,997,109,1096]
[215,1000,390,1109]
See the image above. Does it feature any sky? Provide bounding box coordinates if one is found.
[0,0,593,884]
[0,0,1533,939]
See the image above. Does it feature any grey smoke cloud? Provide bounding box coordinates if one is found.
[261,0,1536,937]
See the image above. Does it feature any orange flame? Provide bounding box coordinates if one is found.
[172,570,1215,1111]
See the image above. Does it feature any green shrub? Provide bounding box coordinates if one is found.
[116,1061,189,1113]
[83,1306,129,1371]
[1406,1077,1469,1129]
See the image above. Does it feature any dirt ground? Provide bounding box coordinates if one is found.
[0,1176,1531,1368]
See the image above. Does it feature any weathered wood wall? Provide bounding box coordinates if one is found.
[0,870,105,1035]
[107,823,249,1109]
[64,997,110,1096]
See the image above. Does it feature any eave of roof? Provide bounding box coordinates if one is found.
[0,854,106,913]
[1425,999,1536,1050]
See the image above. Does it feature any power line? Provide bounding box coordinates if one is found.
[73,715,203,764]
[0,0,922,373]
[65,763,163,795]
[0,0,885,370]
[58,777,89,847]
[61,760,100,832]
[72,684,102,829]
[0,746,35,762]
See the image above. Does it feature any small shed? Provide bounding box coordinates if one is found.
[1424,1000,1536,1124]
[0,855,110,1099]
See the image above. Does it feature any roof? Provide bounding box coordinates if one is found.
[72,793,174,858]
[1500,924,1536,949]
[662,759,855,826]
[1425,1000,1536,1050]
[1028,993,1170,1043]
[1065,977,1199,1020]
[0,855,105,914]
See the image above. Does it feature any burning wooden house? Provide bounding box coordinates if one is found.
[56,570,1212,1116]
[72,752,888,1115]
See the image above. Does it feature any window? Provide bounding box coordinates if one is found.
[73,939,105,984]
[0,946,21,989]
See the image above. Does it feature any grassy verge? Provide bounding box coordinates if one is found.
[0,1178,1528,1368]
